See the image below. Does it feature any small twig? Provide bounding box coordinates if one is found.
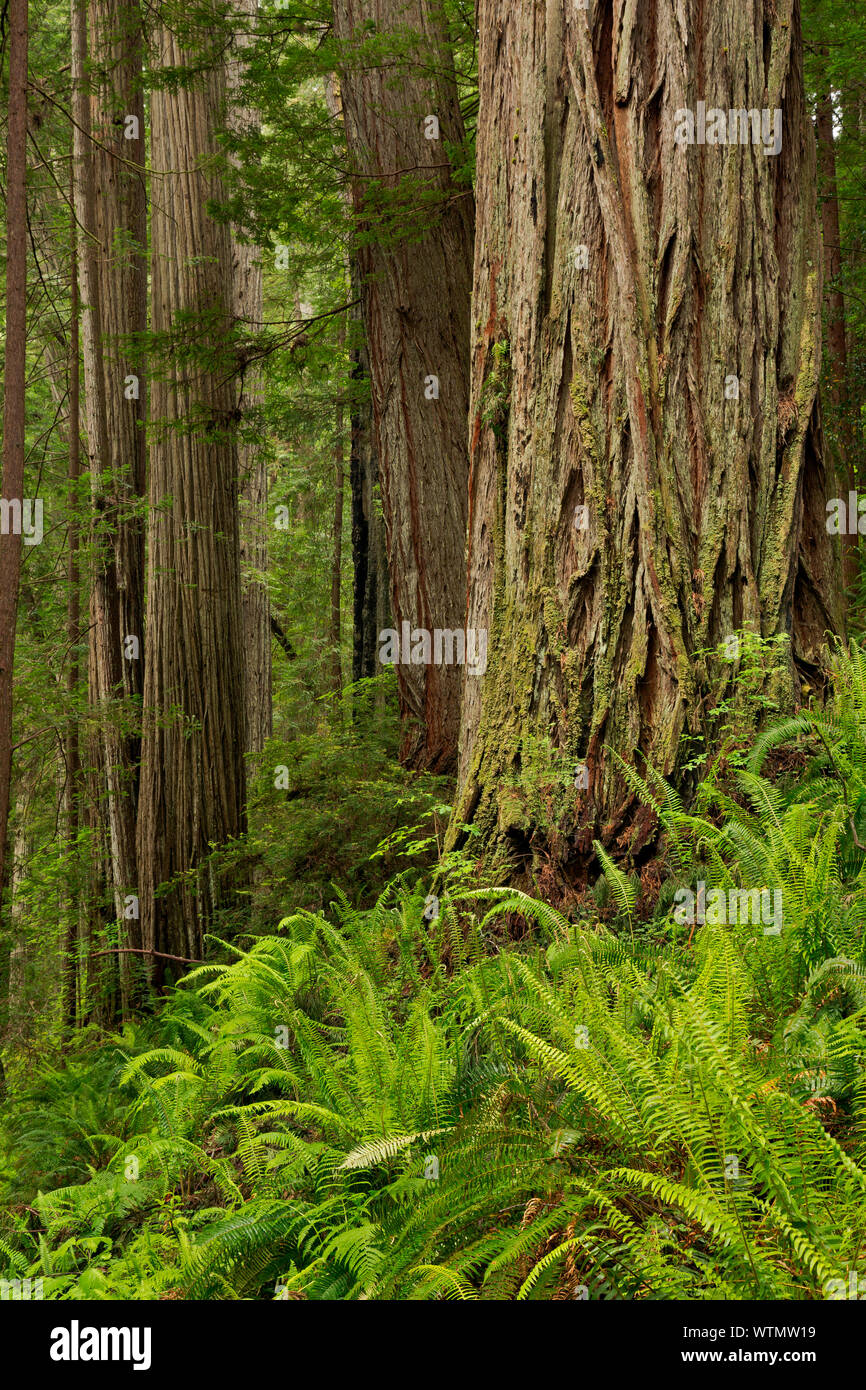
[11,727,58,752]
[849,817,866,852]
[90,947,204,965]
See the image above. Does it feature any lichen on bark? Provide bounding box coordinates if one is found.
[449,0,843,883]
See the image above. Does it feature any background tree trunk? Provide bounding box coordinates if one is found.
[349,272,391,691]
[329,326,346,698]
[333,0,474,771]
[138,21,247,974]
[451,0,842,874]
[72,0,142,1014]
[229,0,272,759]
[816,60,856,591]
[0,0,29,910]
[324,78,389,701]
[90,0,147,706]
[64,194,82,1031]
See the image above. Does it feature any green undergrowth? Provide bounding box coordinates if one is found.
[2,646,866,1300]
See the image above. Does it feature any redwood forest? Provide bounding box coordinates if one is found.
[1,0,866,1332]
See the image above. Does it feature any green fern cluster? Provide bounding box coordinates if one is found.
[3,646,866,1300]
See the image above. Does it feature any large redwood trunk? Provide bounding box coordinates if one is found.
[451,0,841,873]
[333,0,474,771]
[138,22,247,972]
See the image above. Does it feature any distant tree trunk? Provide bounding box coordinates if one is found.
[324,77,389,699]
[0,0,29,908]
[229,0,272,758]
[6,804,31,1046]
[138,21,247,975]
[817,88,848,411]
[349,273,390,690]
[90,0,147,703]
[329,326,346,697]
[333,0,474,772]
[83,644,111,1024]
[451,0,842,873]
[842,92,864,359]
[816,61,856,589]
[72,0,142,1014]
[64,196,82,1031]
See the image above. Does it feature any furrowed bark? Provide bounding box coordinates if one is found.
[138,20,247,975]
[333,0,474,771]
[451,0,842,875]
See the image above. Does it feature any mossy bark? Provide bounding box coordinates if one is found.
[451,0,842,874]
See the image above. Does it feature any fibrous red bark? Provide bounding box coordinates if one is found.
[137,22,247,973]
[452,0,841,873]
[333,0,474,771]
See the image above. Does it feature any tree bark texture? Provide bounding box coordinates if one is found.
[333,0,474,771]
[138,22,247,972]
[452,0,842,870]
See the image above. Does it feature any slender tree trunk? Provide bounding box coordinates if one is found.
[72,0,142,1015]
[229,0,272,758]
[83,643,109,1024]
[817,88,848,411]
[90,0,147,705]
[842,92,863,363]
[0,0,29,908]
[349,270,390,691]
[64,195,82,1031]
[816,61,856,590]
[329,327,346,697]
[333,0,474,772]
[138,19,247,975]
[450,0,842,874]
[6,804,31,1046]
[324,76,389,701]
